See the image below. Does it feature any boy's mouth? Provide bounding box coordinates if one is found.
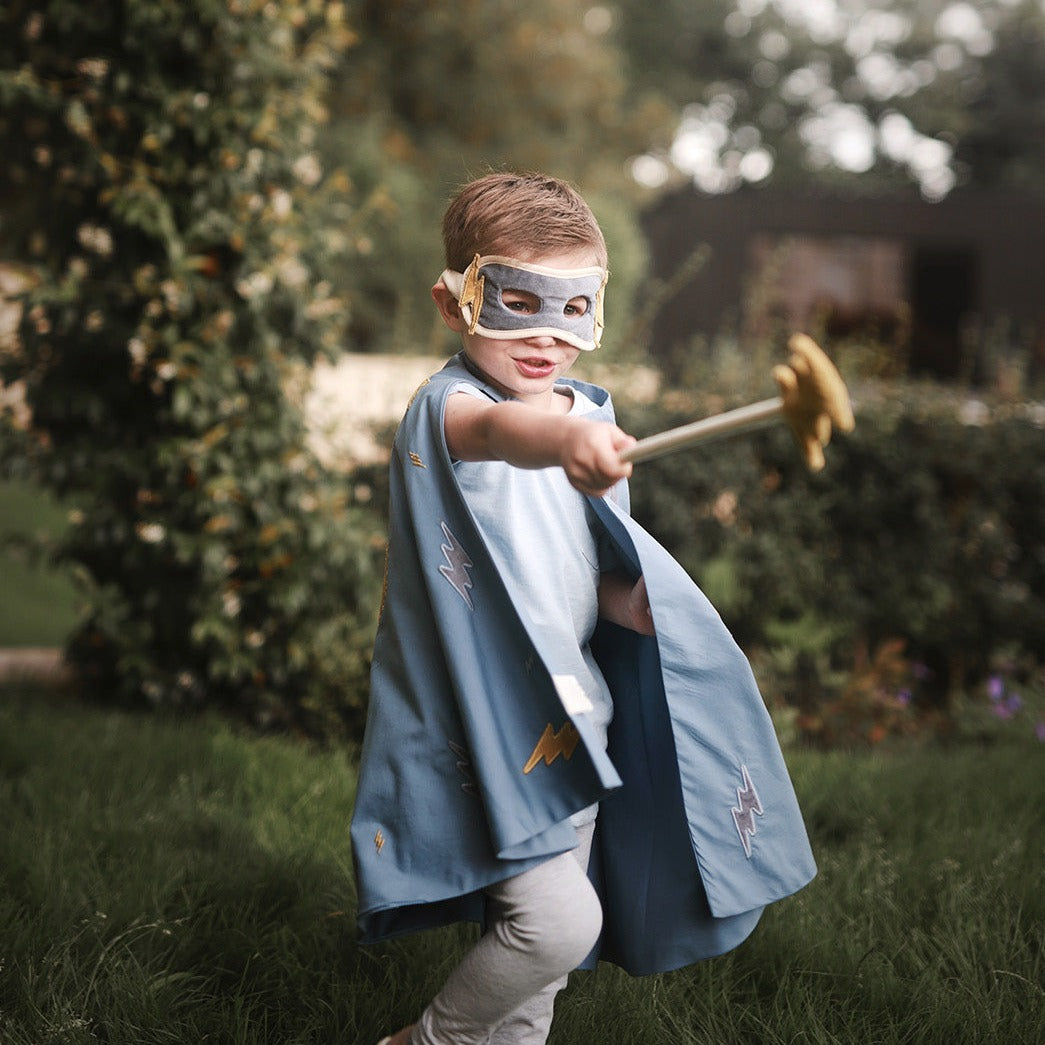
[514,356,556,378]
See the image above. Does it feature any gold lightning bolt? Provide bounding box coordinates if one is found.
[523,722,580,775]
[374,829,385,854]
[408,451,426,468]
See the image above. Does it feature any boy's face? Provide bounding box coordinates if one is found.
[435,247,602,406]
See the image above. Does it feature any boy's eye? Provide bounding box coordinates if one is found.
[502,289,539,314]
[563,297,588,318]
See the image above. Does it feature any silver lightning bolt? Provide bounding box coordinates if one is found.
[438,522,474,609]
[449,740,478,796]
[731,764,763,858]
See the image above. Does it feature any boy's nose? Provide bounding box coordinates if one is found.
[523,333,559,348]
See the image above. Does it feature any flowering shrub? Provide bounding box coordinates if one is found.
[0,1,383,738]
[952,650,1045,745]
[759,637,932,749]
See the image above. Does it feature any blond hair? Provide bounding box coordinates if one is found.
[441,172,607,272]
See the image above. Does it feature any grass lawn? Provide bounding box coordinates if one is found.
[0,688,1041,1044]
[0,478,79,647]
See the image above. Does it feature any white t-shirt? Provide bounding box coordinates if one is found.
[450,382,614,827]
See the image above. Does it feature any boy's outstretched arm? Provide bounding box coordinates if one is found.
[444,394,636,497]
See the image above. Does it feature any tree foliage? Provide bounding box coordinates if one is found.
[954,8,1045,191]
[325,0,667,358]
[614,0,1045,199]
[0,0,383,737]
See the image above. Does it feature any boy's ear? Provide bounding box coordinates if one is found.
[431,280,468,333]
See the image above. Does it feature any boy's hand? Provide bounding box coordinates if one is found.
[622,575,654,635]
[598,572,655,635]
[559,419,636,496]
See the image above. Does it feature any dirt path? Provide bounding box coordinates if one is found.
[0,647,74,686]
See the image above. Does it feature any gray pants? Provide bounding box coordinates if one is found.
[412,822,600,1045]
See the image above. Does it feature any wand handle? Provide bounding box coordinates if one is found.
[620,398,784,465]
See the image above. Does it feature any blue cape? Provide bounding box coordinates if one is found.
[350,355,816,975]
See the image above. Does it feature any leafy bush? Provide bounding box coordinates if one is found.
[619,381,1045,745]
[0,0,383,738]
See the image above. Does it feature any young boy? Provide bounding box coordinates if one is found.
[351,173,816,1045]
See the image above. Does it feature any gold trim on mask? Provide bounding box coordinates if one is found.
[593,271,608,350]
[459,254,485,335]
[440,254,608,351]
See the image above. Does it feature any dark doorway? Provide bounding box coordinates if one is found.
[909,247,977,378]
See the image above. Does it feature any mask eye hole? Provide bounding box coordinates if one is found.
[501,288,540,315]
[564,296,589,318]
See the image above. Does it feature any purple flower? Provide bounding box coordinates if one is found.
[1036,721,1045,743]
[896,689,913,707]
[988,675,1005,702]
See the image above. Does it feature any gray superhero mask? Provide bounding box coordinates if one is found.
[441,254,608,351]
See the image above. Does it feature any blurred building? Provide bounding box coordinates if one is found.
[642,187,1045,379]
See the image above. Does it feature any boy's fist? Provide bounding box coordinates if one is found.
[561,419,635,496]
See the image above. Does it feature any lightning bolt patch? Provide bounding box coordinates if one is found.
[408,451,426,468]
[438,521,474,609]
[731,764,763,859]
[403,377,430,412]
[449,740,478,796]
[523,722,580,774]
